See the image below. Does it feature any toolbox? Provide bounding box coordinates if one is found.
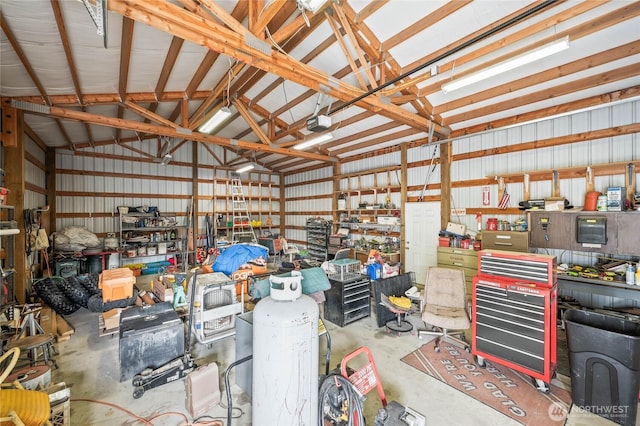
[119,302,184,382]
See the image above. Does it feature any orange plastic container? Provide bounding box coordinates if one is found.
[99,268,135,302]
[583,191,601,211]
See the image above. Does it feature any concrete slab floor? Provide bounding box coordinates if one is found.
[49,294,620,426]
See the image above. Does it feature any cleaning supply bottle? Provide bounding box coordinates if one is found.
[636,263,640,286]
[626,263,635,286]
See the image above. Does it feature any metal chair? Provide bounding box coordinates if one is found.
[418,267,470,352]
[281,238,299,262]
[258,237,281,266]
[333,248,351,260]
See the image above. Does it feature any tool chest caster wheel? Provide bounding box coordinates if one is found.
[475,356,486,368]
[532,378,550,393]
[133,386,145,399]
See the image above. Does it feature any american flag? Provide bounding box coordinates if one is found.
[498,190,510,209]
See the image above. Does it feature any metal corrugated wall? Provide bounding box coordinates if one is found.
[24,137,46,209]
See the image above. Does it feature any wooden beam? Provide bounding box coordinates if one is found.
[108,0,438,133]
[124,100,179,128]
[382,0,471,51]
[232,99,271,145]
[446,64,640,124]
[16,103,335,162]
[4,114,26,304]
[354,0,388,23]
[0,15,49,103]
[1,105,19,147]
[118,17,135,101]
[452,86,640,137]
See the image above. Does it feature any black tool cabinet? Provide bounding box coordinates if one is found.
[324,275,370,327]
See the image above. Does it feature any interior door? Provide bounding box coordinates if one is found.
[404,202,441,285]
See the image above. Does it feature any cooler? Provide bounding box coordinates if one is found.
[100,267,135,302]
[119,302,184,382]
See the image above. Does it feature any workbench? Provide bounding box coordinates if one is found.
[558,275,640,309]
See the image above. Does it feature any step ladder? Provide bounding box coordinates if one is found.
[231,174,257,244]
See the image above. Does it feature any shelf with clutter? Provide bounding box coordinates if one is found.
[118,208,186,268]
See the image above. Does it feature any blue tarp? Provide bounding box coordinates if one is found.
[212,243,268,275]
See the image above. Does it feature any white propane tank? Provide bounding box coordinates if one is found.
[252,271,319,425]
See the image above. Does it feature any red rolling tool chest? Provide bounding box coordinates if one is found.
[472,250,557,391]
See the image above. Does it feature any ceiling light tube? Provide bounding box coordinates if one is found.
[293,132,333,150]
[199,106,232,133]
[441,36,570,94]
[236,164,255,173]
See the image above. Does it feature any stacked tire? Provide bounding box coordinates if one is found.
[34,272,136,314]
[33,277,81,315]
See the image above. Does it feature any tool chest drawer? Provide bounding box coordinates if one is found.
[324,276,371,327]
[482,231,529,252]
[437,247,477,295]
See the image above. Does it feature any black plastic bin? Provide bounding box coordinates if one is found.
[564,309,640,426]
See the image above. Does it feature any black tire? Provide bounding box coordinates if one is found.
[34,278,81,315]
[77,273,101,296]
[87,290,139,313]
[57,276,91,308]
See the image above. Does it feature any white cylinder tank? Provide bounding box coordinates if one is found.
[252,272,319,425]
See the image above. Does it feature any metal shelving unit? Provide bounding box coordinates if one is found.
[305,218,331,261]
[118,212,186,266]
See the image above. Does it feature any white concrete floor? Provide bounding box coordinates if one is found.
[47,274,621,426]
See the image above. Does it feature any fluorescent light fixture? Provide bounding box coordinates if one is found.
[441,36,570,94]
[199,106,232,133]
[236,164,255,173]
[297,0,328,13]
[293,132,333,150]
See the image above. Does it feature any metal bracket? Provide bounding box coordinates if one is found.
[81,0,108,49]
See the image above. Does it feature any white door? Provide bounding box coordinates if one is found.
[404,202,441,285]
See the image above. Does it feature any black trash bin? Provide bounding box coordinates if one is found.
[564,309,640,426]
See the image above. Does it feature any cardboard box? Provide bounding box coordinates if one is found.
[544,197,565,211]
[446,222,466,236]
[102,308,122,330]
[607,187,626,211]
[152,278,174,302]
[158,242,168,254]
[378,216,400,225]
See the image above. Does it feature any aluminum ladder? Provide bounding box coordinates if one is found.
[231,174,257,244]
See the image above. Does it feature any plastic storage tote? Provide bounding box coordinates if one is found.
[564,309,640,426]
